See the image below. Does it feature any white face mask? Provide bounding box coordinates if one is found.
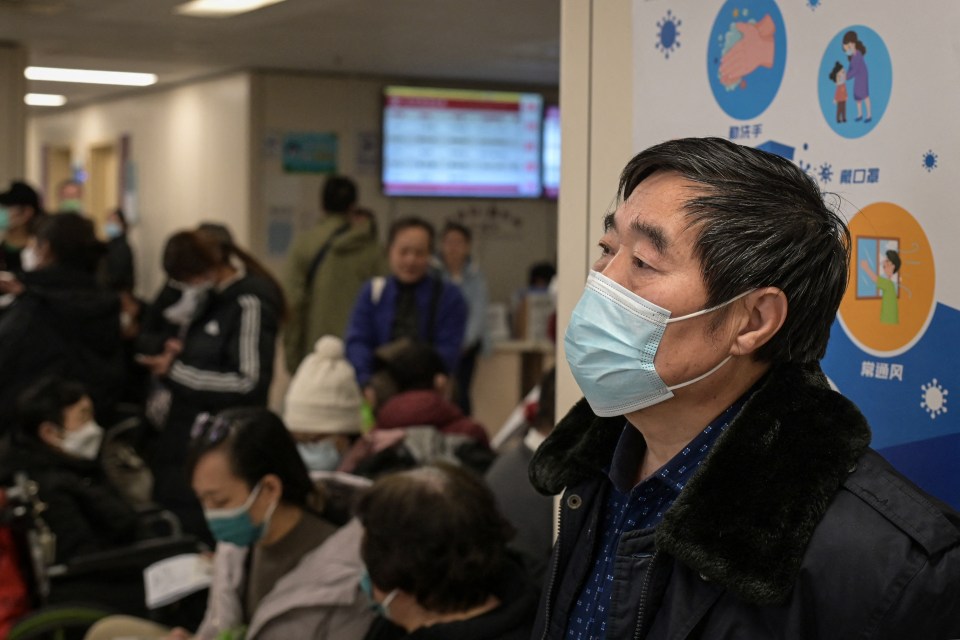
[61,421,104,460]
[21,245,40,272]
[163,283,212,326]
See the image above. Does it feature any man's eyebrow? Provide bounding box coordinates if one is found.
[602,212,615,232]
[629,218,669,255]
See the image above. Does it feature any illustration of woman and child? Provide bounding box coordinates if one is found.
[829,30,870,124]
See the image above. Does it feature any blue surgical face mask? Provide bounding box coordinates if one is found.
[203,482,276,547]
[360,571,399,619]
[564,271,751,417]
[297,439,341,472]
[0,207,9,232]
[104,221,123,239]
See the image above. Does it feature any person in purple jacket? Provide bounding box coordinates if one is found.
[843,30,871,123]
[345,216,467,389]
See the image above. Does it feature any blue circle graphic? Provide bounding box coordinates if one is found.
[818,26,892,139]
[707,1,787,120]
[661,20,677,48]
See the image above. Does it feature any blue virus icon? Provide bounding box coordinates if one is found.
[798,160,813,176]
[921,379,948,419]
[656,10,682,59]
[817,163,834,184]
[922,150,938,172]
[806,0,822,10]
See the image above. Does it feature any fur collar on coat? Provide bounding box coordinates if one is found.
[529,362,872,606]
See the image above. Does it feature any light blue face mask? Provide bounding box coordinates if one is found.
[0,207,9,232]
[297,439,341,472]
[564,271,750,417]
[104,221,123,239]
[359,571,399,619]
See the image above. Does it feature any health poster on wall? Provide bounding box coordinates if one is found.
[634,0,959,507]
[282,132,338,174]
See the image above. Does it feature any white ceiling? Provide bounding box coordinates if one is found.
[1,0,561,109]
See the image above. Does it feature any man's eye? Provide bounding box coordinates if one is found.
[598,242,612,256]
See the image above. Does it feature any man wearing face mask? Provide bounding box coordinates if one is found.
[530,138,960,639]
[0,180,45,273]
[8,376,137,564]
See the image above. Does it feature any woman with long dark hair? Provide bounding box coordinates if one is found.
[138,227,284,541]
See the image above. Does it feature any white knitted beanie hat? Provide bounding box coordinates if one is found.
[283,336,363,434]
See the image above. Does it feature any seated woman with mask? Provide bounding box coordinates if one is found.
[86,407,372,640]
[283,336,365,473]
[355,464,540,640]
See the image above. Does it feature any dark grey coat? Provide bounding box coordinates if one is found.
[529,363,960,639]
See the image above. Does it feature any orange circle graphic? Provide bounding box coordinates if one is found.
[838,202,936,354]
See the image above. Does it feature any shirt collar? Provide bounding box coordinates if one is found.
[608,390,754,495]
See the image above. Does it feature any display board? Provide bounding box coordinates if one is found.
[382,86,543,198]
[633,0,959,507]
[542,105,561,199]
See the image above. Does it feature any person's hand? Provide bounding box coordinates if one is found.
[136,338,183,376]
[162,627,192,640]
[719,14,776,87]
[136,349,177,376]
[0,272,24,296]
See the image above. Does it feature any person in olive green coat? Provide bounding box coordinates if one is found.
[283,176,386,373]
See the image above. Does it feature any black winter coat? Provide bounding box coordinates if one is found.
[0,266,122,431]
[529,363,960,639]
[149,273,280,541]
[10,439,138,563]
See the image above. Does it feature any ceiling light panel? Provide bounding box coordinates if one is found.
[174,0,286,17]
[25,93,67,107]
[25,67,158,87]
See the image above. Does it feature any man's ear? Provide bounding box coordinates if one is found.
[730,287,787,357]
[38,421,63,449]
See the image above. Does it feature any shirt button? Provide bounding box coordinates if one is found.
[567,494,583,510]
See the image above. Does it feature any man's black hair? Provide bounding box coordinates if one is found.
[388,216,435,252]
[18,376,88,440]
[617,137,850,363]
[322,176,358,214]
[442,221,472,243]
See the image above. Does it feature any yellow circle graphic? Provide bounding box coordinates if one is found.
[838,202,936,354]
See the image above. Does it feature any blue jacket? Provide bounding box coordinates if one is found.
[345,275,467,386]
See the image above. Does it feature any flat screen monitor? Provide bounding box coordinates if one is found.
[542,105,560,199]
[382,86,543,198]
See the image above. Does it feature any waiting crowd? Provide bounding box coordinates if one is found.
[0,176,553,640]
[3,136,960,640]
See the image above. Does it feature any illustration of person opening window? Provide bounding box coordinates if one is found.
[860,248,901,324]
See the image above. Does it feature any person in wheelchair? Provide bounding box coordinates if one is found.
[10,376,138,564]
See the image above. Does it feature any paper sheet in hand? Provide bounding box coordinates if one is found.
[144,553,213,609]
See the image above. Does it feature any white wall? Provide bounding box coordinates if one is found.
[250,71,558,305]
[555,0,635,413]
[27,73,252,298]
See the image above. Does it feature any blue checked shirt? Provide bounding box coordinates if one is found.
[564,397,749,640]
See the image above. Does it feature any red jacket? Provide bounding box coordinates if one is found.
[376,390,490,447]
